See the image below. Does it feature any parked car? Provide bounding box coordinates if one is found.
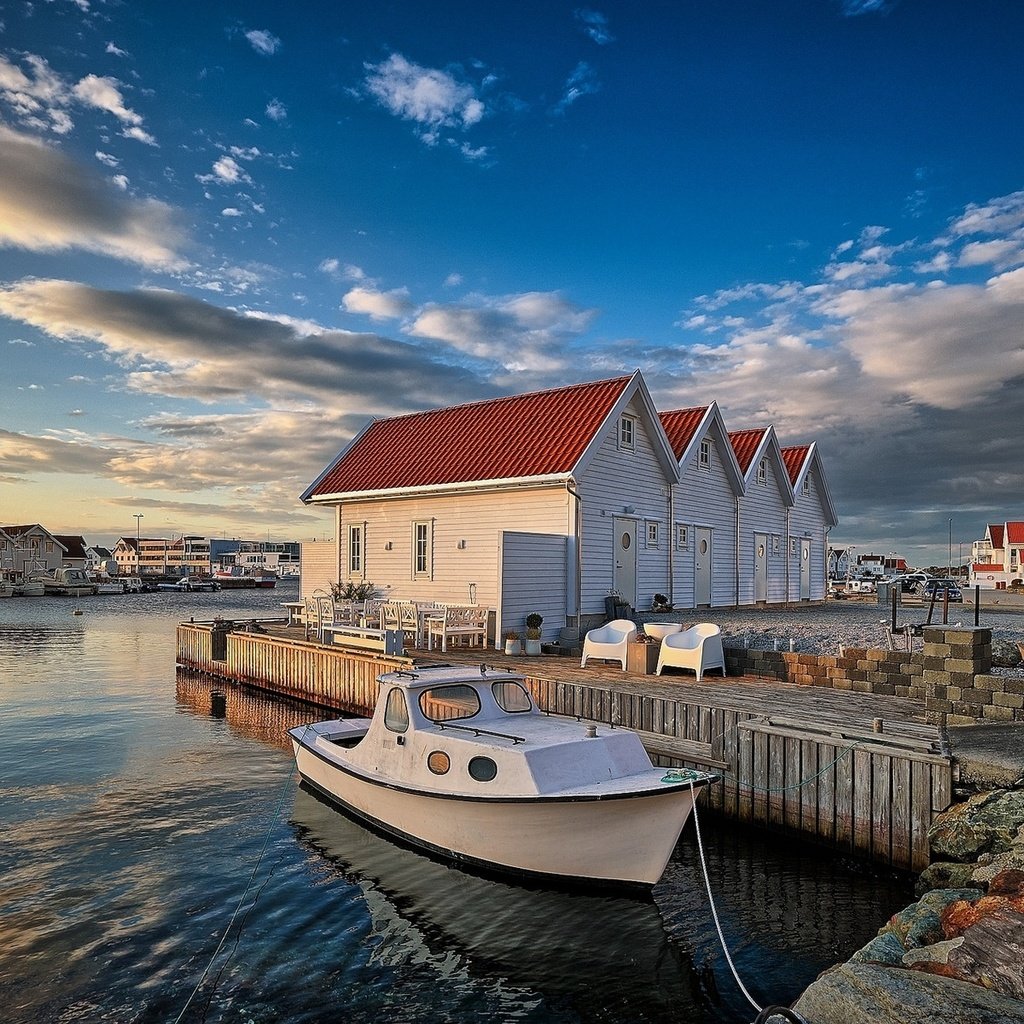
[922,579,963,602]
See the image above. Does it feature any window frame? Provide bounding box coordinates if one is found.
[348,523,364,576]
[757,459,767,485]
[675,524,689,550]
[645,520,660,549]
[698,438,711,469]
[412,520,433,579]
[618,414,636,452]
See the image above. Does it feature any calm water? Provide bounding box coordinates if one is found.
[0,585,912,1023]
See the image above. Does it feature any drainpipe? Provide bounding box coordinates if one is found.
[734,495,741,607]
[785,508,791,607]
[566,480,583,628]
[668,484,675,608]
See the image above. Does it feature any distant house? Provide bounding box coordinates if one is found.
[969,521,1024,589]
[301,371,840,636]
[112,537,139,576]
[86,545,116,574]
[53,534,90,570]
[112,536,170,576]
[0,524,65,578]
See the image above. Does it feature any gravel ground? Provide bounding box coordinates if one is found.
[642,599,1024,662]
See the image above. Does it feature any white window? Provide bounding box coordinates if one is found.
[676,524,689,549]
[802,475,811,495]
[757,459,767,485]
[618,414,636,451]
[790,538,797,556]
[348,524,363,575]
[772,535,781,554]
[698,439,711,469]
[413,520,432,578]
[646,521,660,548]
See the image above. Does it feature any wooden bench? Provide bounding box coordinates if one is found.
[324,625,405,656]
[425,605,490,652]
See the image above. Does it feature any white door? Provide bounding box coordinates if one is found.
[613,518,637,607]
[694,527,713,606]
[754,533,769,603]
[800,539,811,600]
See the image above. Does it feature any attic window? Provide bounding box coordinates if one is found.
[802,475,810,495]
[618,414,636,451]
[757,459,767,485]
[699,439,711,469]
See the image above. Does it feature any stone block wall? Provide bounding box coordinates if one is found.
[724,626,1024,726]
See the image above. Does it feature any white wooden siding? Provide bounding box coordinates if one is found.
[499,531,568,641]
[736,458,790,605]
[299,539,339,602]
[577,396,673,614]
[337,486,571,609]
[672,432,739,609]
[788,467,829,600]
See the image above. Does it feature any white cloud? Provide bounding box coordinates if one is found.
[221,207,243,217]
[553,61,599,114]
[342,286,414,321]
[0,125,187,269]
[95,150,119,167]
[111,174,129,191]
[245,29,282,56]
[198,155,252,186]
[575,9,615,45]
[105,42,128,58]
[363,53,485,146]
[265,97,287,121]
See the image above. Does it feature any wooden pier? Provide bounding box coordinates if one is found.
[177,620,953,872]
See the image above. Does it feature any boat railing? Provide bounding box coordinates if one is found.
[435,721,527,745]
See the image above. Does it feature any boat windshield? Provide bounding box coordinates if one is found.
[491,680,532,713]
[418,684,481,723]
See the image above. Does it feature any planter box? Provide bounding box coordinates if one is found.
[627,641,660,675]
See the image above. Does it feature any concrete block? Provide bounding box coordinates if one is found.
[959,688,990,705]
[982,704,1015,721]
[992,690,1024,709]
[925,697,953,712]
[946,714,979,727]
[1002,678,1024,695]
[873,683,897,696]
[851,680,873,693]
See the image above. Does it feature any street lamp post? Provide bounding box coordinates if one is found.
[133,513,143,574]
[948,518,953,578]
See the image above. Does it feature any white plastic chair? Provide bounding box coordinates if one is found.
[655,623,725,681]
[580,619,637,669]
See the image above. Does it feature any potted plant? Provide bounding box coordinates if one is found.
[524,613,543,656]
[503,630,521,656]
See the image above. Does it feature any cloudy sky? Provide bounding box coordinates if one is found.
[1,0,1022,564]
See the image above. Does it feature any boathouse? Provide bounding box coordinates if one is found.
[300,372,838,639]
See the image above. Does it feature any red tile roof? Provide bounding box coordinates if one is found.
[1006,522,1024,544]
[990,524,1005,548]
[307,375,633,497]
[728,428,768,474]
[658,407,710,459]
[780,445,811,486]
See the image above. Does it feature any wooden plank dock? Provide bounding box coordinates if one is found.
[177,620,953,871]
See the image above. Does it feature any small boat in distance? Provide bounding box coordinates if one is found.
[289,664,718,889]
[156,577,221,592]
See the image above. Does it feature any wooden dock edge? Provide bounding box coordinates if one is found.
[177,623,953,872]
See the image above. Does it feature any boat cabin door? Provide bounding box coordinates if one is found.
[613,518,637,608]
[754,533,769,603]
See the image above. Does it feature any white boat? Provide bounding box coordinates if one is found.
[156,577,221,592]
[12,579,45,597]
[289,664,718,889]
[30,567,97,597]
[0,581,12,598]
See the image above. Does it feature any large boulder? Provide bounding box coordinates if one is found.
[929,790,1024,862]
[792,961,1024,1024]
[882,888,983,948]
[944,908,1024,1001]
[915,861,977,897]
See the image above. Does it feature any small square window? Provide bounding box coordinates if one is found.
[772,535,780,554]
[676,524,689,549]
[619,414,636,451]
[698,439,711,469]
[646,521,659,548]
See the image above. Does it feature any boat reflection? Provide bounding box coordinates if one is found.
[290,784,708,1022]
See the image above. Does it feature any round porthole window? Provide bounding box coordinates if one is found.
[699,539,708,555]
[621,533,631,549]
[427,750,451,775]
[758,543,766,558]
[468,756,498,782]
[803,548,809,561]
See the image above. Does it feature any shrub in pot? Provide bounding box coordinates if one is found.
[524,613,543,655]
[503,630,521,656]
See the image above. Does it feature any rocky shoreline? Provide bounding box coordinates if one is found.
[769,788,1024,1024]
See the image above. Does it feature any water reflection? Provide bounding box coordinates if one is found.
[290,785,707,1023]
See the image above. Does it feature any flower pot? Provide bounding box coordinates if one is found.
[524,638,542,656]
[504,640,521,656]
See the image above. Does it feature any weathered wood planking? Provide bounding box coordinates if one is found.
[176,624,953,872]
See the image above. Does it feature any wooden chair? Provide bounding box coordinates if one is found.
[426,605,488,652]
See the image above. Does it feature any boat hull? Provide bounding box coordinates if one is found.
[292,736,702,888]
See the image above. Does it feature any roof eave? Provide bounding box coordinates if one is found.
[305,472,575,504]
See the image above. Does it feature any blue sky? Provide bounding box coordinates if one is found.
[1,0,1023,565]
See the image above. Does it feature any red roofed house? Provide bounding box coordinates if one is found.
[659,403,745,608]
[302,372,682,642]
[729,427,796,604]
[780,444,839,601]
[969,521,1024,589]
